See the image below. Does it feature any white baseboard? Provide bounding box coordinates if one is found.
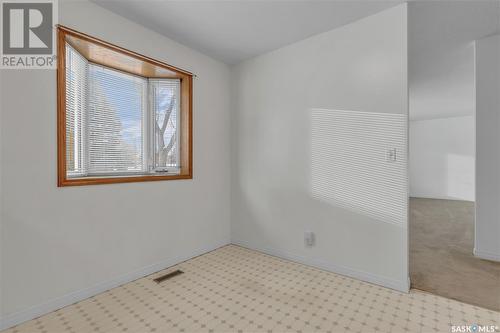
[232,239,410,293]
[0,239,409,330]
[409,195,474,202]
[473,248,500,262]
[0,240,229,331]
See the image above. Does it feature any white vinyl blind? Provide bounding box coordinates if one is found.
[150,79,181,170]
[65,42,182,179]
[65,44,88,177]
[87,64,148,175]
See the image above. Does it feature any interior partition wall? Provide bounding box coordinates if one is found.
[231,4,409,292]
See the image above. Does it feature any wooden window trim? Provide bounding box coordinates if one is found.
[57,25,193,187]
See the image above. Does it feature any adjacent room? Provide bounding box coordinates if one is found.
[0,1,499,332]
[408,1,500,311]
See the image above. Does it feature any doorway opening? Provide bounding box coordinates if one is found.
[408,1,500,311]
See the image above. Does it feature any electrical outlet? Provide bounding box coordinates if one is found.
[304,231,315,247]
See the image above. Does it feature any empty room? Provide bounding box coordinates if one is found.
[0,1,499,333]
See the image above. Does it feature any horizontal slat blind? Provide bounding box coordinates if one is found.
[65,44,88,177]
[87,64,147,175]
[65,43,183,179]
[150,79,180,170]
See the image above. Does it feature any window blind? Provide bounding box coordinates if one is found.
[65,44,88,177]
[65,42,182,179]
[150,79,181,170]
[87,64,148,175]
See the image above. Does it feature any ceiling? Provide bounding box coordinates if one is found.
[91,0,402,65]
[91,0,499,121]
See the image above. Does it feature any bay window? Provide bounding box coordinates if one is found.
[58,26,192,186]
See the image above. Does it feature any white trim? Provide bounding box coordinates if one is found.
[232,239,410,293]
[473,248,500,262]
[0,240,229,331]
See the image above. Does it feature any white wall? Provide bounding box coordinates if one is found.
[410,116,475,201]
[408,5,477,203]
[409,43,476,122]
[407,0,498,123]
[407,2,483,204]
[475,34,500,262]
[231,5,409,291]
[0,0,231,327]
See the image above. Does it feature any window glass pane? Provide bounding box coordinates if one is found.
[87,64,147,174]
[150,79,181,169]
[65,44,88,177]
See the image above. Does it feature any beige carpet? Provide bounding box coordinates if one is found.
[4,244,500,333]
[410,197,500,311]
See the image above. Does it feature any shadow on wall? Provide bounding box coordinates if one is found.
[310,108,408,226]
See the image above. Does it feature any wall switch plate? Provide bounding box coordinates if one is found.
[304,231,315,247]
[387,148,397,162]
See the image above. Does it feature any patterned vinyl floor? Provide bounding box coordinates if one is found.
[3,245,499,333]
